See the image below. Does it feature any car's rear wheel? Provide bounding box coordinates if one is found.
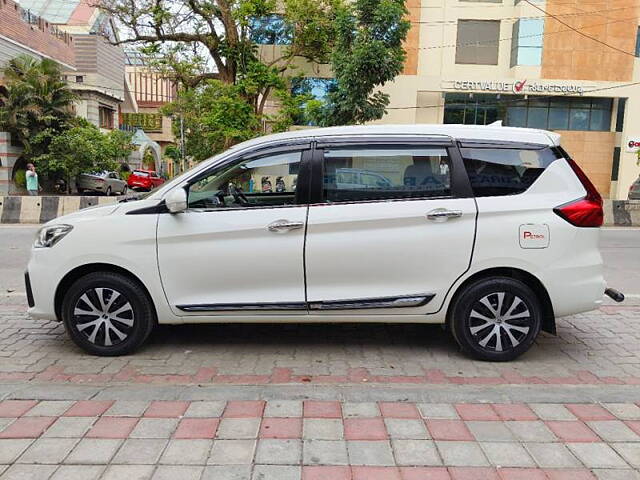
[121,185,128,195]
[105,186,112,196]
[61,272,155,356]
[449,277,542,362]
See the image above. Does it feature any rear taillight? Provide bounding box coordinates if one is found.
[553,158,603,228]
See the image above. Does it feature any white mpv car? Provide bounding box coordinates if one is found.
[26,125,622,361]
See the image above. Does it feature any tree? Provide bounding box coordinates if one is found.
[34,121,134,192]
[99,0,409,156]
[0,56,76,161]
[308,0,409,126]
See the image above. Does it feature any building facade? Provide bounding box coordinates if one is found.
[375,0,640,199]
[0,0,76,194]
[19,0,132,132]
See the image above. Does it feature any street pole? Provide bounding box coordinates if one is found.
[180,113,185,173]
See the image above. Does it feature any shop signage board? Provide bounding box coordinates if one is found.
[448,79,589,95]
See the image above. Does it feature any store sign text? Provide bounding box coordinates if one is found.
[453,80,585,95]
[626,138,640,153]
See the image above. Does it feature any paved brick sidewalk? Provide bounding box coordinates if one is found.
[1,399,640,479]
[1,301,640,386]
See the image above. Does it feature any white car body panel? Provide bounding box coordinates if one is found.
[157,206,307,316]
[25,124,605,344]
[305,197,476,315]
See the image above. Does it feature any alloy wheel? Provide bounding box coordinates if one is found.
[467,291,532,353]
[72,287,135,347]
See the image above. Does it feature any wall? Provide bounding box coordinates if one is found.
[0,0,74,69]
[557,130,616,197]
[0,132,23,195]
[541,0,639,82]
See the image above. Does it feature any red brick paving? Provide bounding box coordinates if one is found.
[344,418,388,440]
[303,466,352,480]
[545,421,601,443]
[223,400,265,418]
[0,400,37,417]
[85,416,138,438]
[304,401,342,418]
[173,418,219,438]
[143,401,189,418]
[380,402,421,419]
[0,416,55,438]
[455,404,500,421]
[63,400,113,417]
[492,404,538,421]
[352,466,402,480]
[565,404,617,421]
[426,420,474,441]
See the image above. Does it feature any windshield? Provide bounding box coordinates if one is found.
[133,170,150,177]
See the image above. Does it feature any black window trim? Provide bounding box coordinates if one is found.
[309,136,473,205]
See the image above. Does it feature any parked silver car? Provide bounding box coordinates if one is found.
[629,175,640,200]
[76,171,127,196]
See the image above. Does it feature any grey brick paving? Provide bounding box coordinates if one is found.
[613,443,640,469]
[64,439,122,465]
[130,419,179,439]
[303,439,349,465]
[208,440,256,465]
[480,441,536,467]
[251,465,300,480]
[50,465,104,480]
[505,421,557,442]
[593,469,640,480]
[264,401,302,418]
[23,401,73,417]
[524,442,582,468]
[385,419,430,439]
[303,419,343,440]
[0,440,33,464]
[436,441,489,467]
[216,419,260,439]
[391,439,441,466]
[589,421,640,442]
[567,443,630,469]
[105,401,150,417]
[184,401,226,418]
[529,404,577,421]
[42,417,95,438]
[347,440,395,466]
[101,464,155,480]
[255,439,301,465]
[0,464,57,480]
[467,421,515,442]
[17,438,78,464]
[112,439,168,465]
[201,465,252,480]
[342,403,379,418]
[159,439,212,465]
[152,465,203,480]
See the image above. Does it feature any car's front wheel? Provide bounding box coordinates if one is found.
[449,277,542,362]
[61,272,155,356]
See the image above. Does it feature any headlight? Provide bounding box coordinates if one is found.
[34,224,73,248]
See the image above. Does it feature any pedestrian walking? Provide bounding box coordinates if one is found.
[25,163,40,196]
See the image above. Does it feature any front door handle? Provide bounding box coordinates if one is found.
[267,220,305,233]
[426,208,463,222]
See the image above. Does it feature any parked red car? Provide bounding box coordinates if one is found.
[127,169,165,191]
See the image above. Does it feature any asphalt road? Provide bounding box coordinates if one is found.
[1,225,639,298]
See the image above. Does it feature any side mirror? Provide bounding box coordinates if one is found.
[165,187,188,213]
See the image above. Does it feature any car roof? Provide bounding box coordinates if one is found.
[133,169,155,173]
[228,124,560,153]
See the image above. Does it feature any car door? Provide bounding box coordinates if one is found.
[156,143,311,316]
[304,138,477,315]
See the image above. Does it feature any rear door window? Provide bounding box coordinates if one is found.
[460,146,559,197]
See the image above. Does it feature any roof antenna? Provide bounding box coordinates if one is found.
[488,120,503,127]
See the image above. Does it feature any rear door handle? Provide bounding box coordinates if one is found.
[267,220,305,233]
[426,208,463,222]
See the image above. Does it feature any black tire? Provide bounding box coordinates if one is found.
[449,277,542,362]
[121,185,128,195]
[105,186,112,196]
[61,272,156,356]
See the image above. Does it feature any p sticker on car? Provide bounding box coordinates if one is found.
[519,224,550,249]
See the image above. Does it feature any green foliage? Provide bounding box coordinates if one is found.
[308,0,410,126]
[14,169,26,188]
[0,56,76,159]
[34,123,134,187]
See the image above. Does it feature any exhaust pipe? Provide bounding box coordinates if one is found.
[605,288,625,303]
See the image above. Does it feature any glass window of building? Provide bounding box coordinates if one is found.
[636,27,640,57]
[250,15,292,45]
[291,77,336,126]
[510,19,544,67]
[444,93,613,132]
[455,20,501,65]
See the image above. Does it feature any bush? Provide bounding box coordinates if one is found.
[14,169,26,188]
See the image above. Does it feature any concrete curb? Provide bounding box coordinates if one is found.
[0,195,123,224]
[1,196,639,226]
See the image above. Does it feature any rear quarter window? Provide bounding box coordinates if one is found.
[460,146,560,197]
